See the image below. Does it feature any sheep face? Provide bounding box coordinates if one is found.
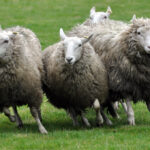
[131,15,150,54]
[63,37,82,65]
[133,26,150,54]
[90,6,112,24]
[0,31,12,57]
[60,28,91,65]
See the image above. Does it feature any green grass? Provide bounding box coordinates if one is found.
[0,0,150,149]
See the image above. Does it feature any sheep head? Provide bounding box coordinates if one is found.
[131,15,150,54]
[60,28,92,65]
[0,31,17,64]
[90,6,112,24]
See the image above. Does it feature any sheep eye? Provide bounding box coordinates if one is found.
[137,32,141,35]
[78,44,82,47]
[104,16,107,19]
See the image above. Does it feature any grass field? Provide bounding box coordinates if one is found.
[0,0,150,149]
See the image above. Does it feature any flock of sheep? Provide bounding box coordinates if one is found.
[0,6,150,134]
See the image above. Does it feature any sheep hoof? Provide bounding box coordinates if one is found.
[17,124,24,129]
[39,127,48,134]
[85,123,91,128]
[9,115,16,122]
[73,122,79,127]
[128,120,135,126]
[128,117,135,126]
[83,121,91,128]
[96,122,103,127]
[106,120,113,126]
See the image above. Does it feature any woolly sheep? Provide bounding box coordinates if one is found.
[0,26,16,123]
[0,26,47,134]
[69,17,132,123]
[88,15,150,125]
[68,17,129,119]
[42,28,112,127]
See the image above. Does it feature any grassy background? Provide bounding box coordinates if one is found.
[0,0,150,149]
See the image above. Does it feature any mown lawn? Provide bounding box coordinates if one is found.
[0,0,150,149]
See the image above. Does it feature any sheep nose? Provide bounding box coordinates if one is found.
[4,40,9,43]
[66,57,73,63]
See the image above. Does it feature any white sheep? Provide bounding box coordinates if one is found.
[68,16,129,119]
[88,15,150,125]
[43,28,112,127]
[0,27,47,134]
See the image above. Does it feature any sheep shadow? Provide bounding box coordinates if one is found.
[1,106,150,134]
[1,116,150,135]
[0,116,115,134]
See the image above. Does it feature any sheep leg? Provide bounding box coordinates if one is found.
[93,99,103,126]
[13,106,23,128]
[108,102,120,119]
[67,108,79,127]
[30,107,48,134]
[113,101,119,110]
[3,107,16,122]
[100,109,113,126]
[121,102,127,113]
[126,99,135,125]
[95,109,104,126]
[121,101,127,113]
[81,112,91,127]
[37,108,42,122]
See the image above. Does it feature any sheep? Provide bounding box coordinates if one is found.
[42,28,112,127]
[5,26,46,125]
[88,15,150,125]
[0,25,16,123]
[83,6,112,26]
[67,5,127,39]
[0,25,43,125]
[68,17,131,122]
[0,26,47,134]
[68,18,129,119]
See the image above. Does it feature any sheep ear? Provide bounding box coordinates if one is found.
[90,6,96,17]
[7,31,18,38]
[131,14,137,24]
[81,34,93,44]
[60,28,67,40]
[106,6,112,14]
